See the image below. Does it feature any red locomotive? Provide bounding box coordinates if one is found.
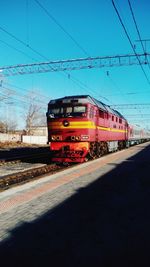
[46,95,150,163]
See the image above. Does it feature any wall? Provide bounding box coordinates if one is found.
[0,133,47,145]
[22,135,47,145]
[0,133,21,142]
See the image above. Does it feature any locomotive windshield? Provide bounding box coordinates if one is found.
[48,105,86,118]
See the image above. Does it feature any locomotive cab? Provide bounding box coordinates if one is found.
[47,95,98,163]
[47,103,87,119]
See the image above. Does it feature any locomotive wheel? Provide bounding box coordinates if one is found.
[96,142,101,157]
[89,142,97,159]
[104,142,108,154]
[100,142,108,155]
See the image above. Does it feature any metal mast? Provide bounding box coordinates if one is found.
[0,53,149,77]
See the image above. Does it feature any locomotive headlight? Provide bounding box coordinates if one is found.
[71,136,80,141]
[51,135,62,141]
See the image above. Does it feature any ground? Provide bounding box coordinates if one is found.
[0,141,46,149]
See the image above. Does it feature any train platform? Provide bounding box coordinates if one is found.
[0,142,150,266]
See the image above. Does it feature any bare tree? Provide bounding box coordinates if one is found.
[0,80,14,102]
[0,121,6,133]
[24,90,47,134]
[0,118,18,133]
[7,119,18,133]
[0,80,18,132]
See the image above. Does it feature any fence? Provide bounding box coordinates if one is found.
[0,133,21,142]
[0,133,47,145]
[22,135,47,145]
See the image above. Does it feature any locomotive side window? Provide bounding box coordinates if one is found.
[99,110,104,119]
[73,106,87,117]
[66,107,72,113]
[105,113,108,119]
[74,106,86,113]
[89,107,94,118]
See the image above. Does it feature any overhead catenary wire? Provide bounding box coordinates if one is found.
[0,2,149,113]
[0,39,37,61]
[112,0,150,86]
[0,2,145,104]
[0,26,48,61]
[0,82,48,109]
[3,81,49,100]
[0,25,97,101]
[26,0,30,46]
[127,0,145,52]
[127,0,150,71]
[111,0,150,127]
[0,18,107,102]
[34,0,123,103]
[33,0,111,102]
[0,0,149,129]
[34,0,90,57]
[68,74,111,103]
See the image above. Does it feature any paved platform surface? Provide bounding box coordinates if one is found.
[0,142,150,266]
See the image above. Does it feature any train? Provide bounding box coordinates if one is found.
[46,95,150,163]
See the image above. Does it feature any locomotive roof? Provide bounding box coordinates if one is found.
[49,95,126,120]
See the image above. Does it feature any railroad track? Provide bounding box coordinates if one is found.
[0,146,124,191]
[1,142,140,191]
[0,150,68,191]
[0,161,66,191]
[0,151,51,165]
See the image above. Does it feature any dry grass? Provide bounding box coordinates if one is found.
[0,141,40,149]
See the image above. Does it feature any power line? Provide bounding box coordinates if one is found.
[0,26,47,61]
[68,74,110,103]
[34,0,120,103]
[128,0,145,52]
[125,114,150,117]
[34,0,90,57]
[106,89,150,97]
[26,0,30,45]
[1,20,144,103]
[112,0,150,86]
[0,25,92,99]
[127,0,150,70]
[0,85,47,106]
[33,0,104,100]
[3,81,49,100]
[0,39,36,61]
[0,3,142,105]
[110,103,150,109]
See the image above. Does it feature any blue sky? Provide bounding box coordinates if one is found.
[0,0,150,129]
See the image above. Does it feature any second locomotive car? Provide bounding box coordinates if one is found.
[47,95,134,163]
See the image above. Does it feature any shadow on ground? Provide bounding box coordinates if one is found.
[1,144,150,267]
[0,146,52,164]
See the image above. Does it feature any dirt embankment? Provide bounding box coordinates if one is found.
[0,142,42,149]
